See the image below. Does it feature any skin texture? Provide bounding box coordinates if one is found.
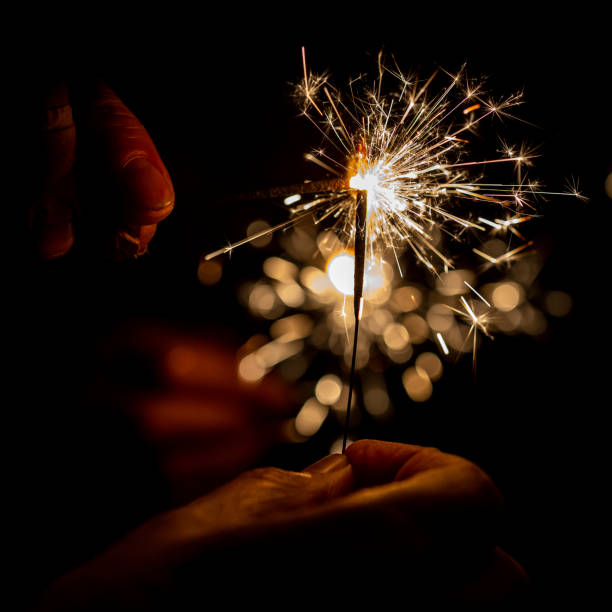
[37,440,528,610]
[32,81,174,260]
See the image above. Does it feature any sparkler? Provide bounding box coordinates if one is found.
[206,48,577,450]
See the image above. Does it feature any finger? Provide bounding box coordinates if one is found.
[34,82,76,259]
[131,393,249,442]
[112,223,157,260]
[344,438,436,486]
[344,439,502,518]
[303,453,349,475]
[86,81,175,227]
[102,322,293,413]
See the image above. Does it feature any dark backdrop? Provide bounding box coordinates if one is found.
[16,9,610,608]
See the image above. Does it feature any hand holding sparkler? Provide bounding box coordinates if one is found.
[36,440,528,609]
[30,80,174,260]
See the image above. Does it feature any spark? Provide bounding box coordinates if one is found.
[463,104,481,114]
[473,240,535,269]
[436,332,450,355]
[206,49,578,439]
[464,281,491,307]
[207,50,571,279]
[445,296,494,367]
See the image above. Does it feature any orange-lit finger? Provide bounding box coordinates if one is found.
[86,82,175,227]
[34,82,76,259]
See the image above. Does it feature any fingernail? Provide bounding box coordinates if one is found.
[303,454,348,475]
[120,158,174,224]
[111,226,151,261]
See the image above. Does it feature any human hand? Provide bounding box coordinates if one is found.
[38,440,527,609]
[92,321,296,503]
[31,80,174,260]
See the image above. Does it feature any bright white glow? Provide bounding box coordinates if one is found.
[327,253,356,295]
[284,194,301,205]
[349,167,408,216]
[350,171,380,193]
[326,251,389,298]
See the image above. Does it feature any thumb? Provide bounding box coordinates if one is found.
[301,453,354,500]
[303,453,350,475]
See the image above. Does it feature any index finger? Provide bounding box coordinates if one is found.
[84,81,175,227]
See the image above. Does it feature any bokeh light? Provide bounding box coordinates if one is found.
[363,384,392,418]
[326,252,356,296]
[295,398,329,437]
[390,285,422,312]
[197,260,223,286]
[263,257,298,283]
[545,291,573,317]
[315,374,343,405]
[492,282,523,312]
[605,172,612,199]
[382,323,410,351]
[402,367,433,402]
[415,352,443,381]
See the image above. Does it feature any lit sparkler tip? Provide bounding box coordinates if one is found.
[204,247,229,261]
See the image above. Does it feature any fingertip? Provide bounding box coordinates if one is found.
[119,157,175,225]
[345,439,429,485]
[85,83,175,228]
[111,224,157,260]
[138,223,158,250]
[302,454,354,502]
[36,222,75,259]
[344,438,376,457]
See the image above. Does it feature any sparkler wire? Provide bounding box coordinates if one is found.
[342,190,367,453]
[238,178,348,200]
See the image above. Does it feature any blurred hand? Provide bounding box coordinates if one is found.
[38,440,528,610]
[30,80,174,260]
[93,321,295,502]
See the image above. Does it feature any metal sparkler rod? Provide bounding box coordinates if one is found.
[237,178,348,200]
[342,189,367,453]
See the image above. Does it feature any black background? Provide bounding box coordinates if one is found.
[17,8,611,607]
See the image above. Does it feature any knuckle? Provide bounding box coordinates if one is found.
[244,466,284,481]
